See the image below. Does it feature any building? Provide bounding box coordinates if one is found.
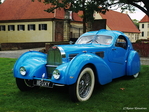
[0,0,83,43]
[0,0,140,44]
[139,15,149,39]
[94,10,140,42]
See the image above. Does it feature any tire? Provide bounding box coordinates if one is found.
[16,78,39,91]
[69,67,95,102]
[132,72,139,78]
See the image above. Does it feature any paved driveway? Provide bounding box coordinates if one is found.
[0,48,43,59]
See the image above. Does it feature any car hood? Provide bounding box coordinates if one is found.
[57,44,110,54]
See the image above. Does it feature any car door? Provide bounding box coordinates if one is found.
[108,35,128,64]
[108,35,129,78]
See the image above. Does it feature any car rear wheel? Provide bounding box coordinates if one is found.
[16,78,39,91]
[69,67,95,102]
[132,72,139,78]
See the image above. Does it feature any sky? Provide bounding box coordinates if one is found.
[1,0,146,21]
[128,10,145,21]
[115,7,146,21]
[127,9,145,21]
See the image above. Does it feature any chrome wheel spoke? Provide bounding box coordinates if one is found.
[79,73,91,98]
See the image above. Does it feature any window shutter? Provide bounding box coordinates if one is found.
[3,26,5,31]
[28,25,30,30]
[23,25,25,31]
[8,25,10,31]
[33,25,35,30]
[45,24,47,30]
[17,25,19,31]
[39,24,41,30]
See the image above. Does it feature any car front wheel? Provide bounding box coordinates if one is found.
[16,78,39,91]
[69,67,95,102]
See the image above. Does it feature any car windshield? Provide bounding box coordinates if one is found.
[75,35,95,44]
[95,35,112,45]
[76,35,112,45]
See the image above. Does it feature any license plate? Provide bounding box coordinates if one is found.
[36,80,53,88]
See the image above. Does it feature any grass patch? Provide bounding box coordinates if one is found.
[0,58,149,112]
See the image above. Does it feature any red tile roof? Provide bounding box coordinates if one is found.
[139,15,149,23]
[0,0,82,21]
[0,0,56,20]
[100,10,140,33]
[0,0,140,33]
[72,11,83,22]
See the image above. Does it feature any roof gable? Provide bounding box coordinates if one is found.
[0,0,56,20]
[100,10,140,33]
[139,15,149,23]
[0,0,82,21]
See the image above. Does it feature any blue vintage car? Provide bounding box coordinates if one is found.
[13,29,140,102]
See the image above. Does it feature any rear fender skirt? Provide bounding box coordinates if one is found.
[65,53,112,85]
[127,51,140,76]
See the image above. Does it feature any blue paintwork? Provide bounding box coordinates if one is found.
[13,29,140,87]
[64,53,113,85]
[13,51,48,79]
[127,51,140,76]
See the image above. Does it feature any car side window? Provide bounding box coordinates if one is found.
[115,35,127,49]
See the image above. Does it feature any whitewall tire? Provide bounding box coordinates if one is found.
[69,67,95,102]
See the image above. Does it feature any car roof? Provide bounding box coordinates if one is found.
[80,29,127,39]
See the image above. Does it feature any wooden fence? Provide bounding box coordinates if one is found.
[133,43,149,57]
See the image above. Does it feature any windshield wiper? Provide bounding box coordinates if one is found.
[86,40,93,44]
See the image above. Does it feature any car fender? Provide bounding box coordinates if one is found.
[127,50,140,76]
[13,51,47,79]
[65,53,112,85]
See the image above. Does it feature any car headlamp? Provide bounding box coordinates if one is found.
[20,67,26,76]
[53,69,60,80]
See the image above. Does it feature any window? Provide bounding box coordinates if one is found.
[115,36,127,49]
[39,24,47,30]
[18,25,25,31]
[28,24,35,31]
[142,24,144,28]
[135,34,139,40]
[142,32,144,37]
[96,35,112,45]
[148,24,149,28]
[8,25,15,31]
[0,25,5,31]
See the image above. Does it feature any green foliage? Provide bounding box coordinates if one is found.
[108,0,149,16]
[136,39,149,43]
[32,0,110,32]
[108,0,135,13]
[0,58,149,112]
[132,19,139,28]
[32,0,149,33]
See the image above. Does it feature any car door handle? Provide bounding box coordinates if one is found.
[112,48,116,50]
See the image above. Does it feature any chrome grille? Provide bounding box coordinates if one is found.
[47,46,62,78]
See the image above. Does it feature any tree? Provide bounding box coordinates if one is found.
[132,19,139,28]
[32,0,149,32]
[0,0,2,4]
[32,0,109,33]
[107,0,149,17]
